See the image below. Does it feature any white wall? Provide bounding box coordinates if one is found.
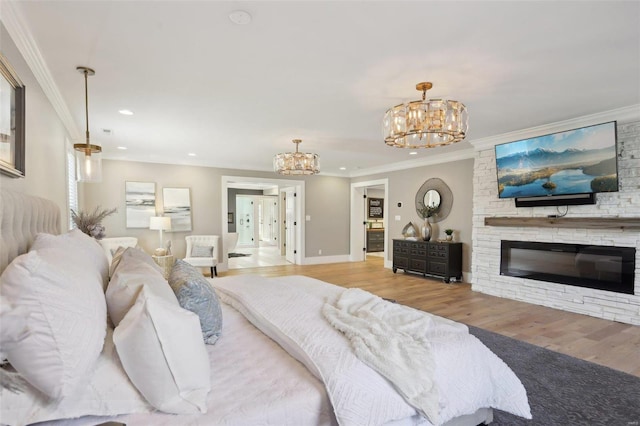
[353,158,474,277]
[471,120,640,325]
[81,159,351,261]
[0,24,70,221]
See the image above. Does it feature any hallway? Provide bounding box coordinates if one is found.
[228,243,290,269]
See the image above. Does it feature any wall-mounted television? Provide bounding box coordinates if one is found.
[495,121,618,206]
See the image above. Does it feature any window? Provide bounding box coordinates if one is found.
[66,142,78,230]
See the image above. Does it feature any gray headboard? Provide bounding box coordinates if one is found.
[0,188,61,274]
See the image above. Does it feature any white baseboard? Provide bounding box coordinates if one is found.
[303,254,351,265]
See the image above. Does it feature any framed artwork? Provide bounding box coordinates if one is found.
[163,187,192,232]
[368,197,384,219]
[0,52,26,178]
[227,212,234,224]
[125,181,156,228]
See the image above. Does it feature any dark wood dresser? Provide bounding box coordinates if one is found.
[392,239,462,283]
[366,229,385,252]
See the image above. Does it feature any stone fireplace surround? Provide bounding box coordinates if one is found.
[470,113,640,325]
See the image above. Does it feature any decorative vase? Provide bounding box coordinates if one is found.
[446,234,453,241]
[421,219,432,241]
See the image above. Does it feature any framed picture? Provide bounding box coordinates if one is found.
[227,212,234,224]
[125,181,156,228]
[163,187,192,232]
[0,52,26,178]
[368,197,384,219]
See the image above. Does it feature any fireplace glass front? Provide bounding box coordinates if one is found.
[500,240,635,295]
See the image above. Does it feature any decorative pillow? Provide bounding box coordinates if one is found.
[191,245,214,257]
[31,229,109,290]
[106,250,178,327]
[0,247,107,400]
[110,246,162,279]
[169,259,223,344]
[113,286,210,414]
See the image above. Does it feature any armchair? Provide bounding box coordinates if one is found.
[184,235,220,277]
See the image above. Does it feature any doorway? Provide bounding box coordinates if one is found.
[350,179,390,268]
[221,176,305,272]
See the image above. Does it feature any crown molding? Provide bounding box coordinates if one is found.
[1,1,80,140]
[348,147,475,178]
[469,104,640,152]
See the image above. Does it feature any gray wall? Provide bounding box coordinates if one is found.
[353,158,474,275]
[0,24,69,223]
[81,159,351,260]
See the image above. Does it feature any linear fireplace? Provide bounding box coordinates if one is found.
[500,240,636,295]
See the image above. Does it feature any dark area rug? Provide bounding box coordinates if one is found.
[468,325,640,425]
[228,252,251,258]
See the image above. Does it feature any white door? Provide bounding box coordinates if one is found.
[285,189,296,263]
[236,196,257,247]
[260,197,278,246]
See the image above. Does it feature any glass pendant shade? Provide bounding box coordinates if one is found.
[274,139,320,175]
[383,82,468,148]
[74,66,102,182]
[74,144,102,182]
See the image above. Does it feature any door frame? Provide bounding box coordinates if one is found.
[350,179,390,267]
[221,176,305,272]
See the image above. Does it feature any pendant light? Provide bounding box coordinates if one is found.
[273,139,320,175]
[73,66,102,182]
[383,82,468,148]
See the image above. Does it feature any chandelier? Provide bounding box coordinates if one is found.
[273,139,320,175]
[383,82,468,148]
[73,66,102,182]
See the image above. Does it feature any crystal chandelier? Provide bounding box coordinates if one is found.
[273,139,320,175]
[73,66,102,182]
[383,82,468,148]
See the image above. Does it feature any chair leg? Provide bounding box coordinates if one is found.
[211,266,217,277]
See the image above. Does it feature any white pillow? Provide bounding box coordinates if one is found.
[31,229,109,290]
[110,246,162,280]
[0,247,107,400]
[113,286,210,414]
[106,250,178,327]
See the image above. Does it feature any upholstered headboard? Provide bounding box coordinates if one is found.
[0,188,61,274]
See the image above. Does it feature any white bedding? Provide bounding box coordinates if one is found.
[2,302,334,426]
[213,275,531,426]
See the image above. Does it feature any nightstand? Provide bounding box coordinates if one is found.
[152,254,174,279]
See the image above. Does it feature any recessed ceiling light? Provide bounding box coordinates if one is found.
[339,167,347,170]
[118,109,134,115]
[188,153,196,157]
[229,10,252,25]
[117,146,127,150]
[409,151,418,155]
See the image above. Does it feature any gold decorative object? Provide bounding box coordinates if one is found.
[383,82,468,148]
[273,139,320,175]
[73,66,102,182]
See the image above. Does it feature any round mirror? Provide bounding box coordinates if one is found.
[423,189,441,209]
[415,178,453,223]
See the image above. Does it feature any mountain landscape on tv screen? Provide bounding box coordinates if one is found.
[496,146,617,198]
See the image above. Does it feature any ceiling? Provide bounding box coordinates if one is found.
[5,1,640,177]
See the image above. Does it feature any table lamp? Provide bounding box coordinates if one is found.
[149,216,171,249]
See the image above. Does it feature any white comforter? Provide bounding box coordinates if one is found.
[213,275,532,426]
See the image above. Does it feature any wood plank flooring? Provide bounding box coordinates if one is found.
[221,256,640,378]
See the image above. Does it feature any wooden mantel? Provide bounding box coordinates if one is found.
[484,216,640,230]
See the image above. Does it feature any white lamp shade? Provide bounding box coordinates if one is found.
[149,216,172,231]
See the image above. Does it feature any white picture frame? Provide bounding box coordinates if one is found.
[163,187,192,232]
[125,181,156,228]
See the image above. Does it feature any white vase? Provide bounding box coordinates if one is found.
[421,220,432,241]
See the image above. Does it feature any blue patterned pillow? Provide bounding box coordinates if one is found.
[168,259,223,344]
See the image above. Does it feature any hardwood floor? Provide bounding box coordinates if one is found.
[221,256,640,378]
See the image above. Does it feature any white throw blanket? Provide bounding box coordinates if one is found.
[322,288,468,424]
[212,275,532,426]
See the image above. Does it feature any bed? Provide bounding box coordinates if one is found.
[0,189,531,426]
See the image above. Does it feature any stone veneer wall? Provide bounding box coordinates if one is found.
[471,121,640,325]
